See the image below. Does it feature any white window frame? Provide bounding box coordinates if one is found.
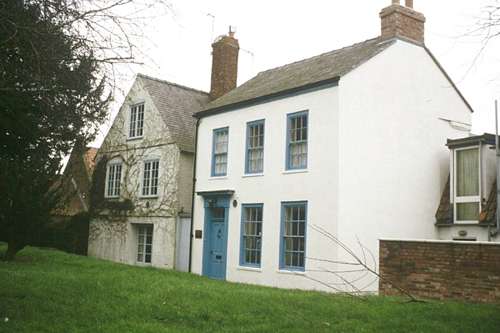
[452,145,481,224]
[136,224,153,264]
[128,102,145,139]
[104,159,123,199]
[141,158,160,198]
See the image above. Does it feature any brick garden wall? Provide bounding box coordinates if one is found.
[379,239,500,303]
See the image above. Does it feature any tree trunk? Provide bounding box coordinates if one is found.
[3,240,25,261]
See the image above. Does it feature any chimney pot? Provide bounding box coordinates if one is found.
[405,0,413,8]
[392,0,399,4]
[228,25,236,38]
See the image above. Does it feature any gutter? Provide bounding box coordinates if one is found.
[194,77,340,119]
[188,117,200,272]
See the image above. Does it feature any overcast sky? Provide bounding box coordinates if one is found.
[94,0,500,146]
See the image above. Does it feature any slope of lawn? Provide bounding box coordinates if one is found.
[0,244,499,333]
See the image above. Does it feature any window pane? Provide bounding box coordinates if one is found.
[287,113,308,170]
[129,107,137,137]
[136,104,144,137]
[107,163,122,197]
[457,202,480,221]
[137,225,153,263]
[142,160,159,196]
[107,165,114,196]
[242,206,263,266]
[246,122,264,174]
[456,148,479,197]
[282,203,306,269]
[212,207,225,220]
[129,104,144,138]
[142,162,151,195]
[212,128,228,176]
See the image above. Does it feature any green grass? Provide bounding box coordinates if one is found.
[0,244,499,333]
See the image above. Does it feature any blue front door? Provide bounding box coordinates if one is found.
[203,204,228,280]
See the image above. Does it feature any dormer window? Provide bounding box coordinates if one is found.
[129,103,144,139]
[453,147,480,223]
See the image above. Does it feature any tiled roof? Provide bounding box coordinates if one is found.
[138,74,210,152]
[480,181,497,225]
[83,147,98,178]
[435,176,452,224]
[198,37,396,114]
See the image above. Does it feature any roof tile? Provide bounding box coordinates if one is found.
[200,37,396,113]
[138,74,210,152]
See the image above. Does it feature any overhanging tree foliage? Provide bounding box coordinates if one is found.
[0,0,169,260]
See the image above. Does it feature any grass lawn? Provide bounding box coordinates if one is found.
[0,244,499,333]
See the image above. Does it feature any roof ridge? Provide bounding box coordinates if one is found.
[257,36,384,76]
[137,73,209,95]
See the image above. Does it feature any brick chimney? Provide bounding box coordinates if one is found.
[210,27,240,100]
[380,0,426,44]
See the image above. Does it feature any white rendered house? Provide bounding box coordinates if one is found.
[88,74,208,271]
[190,1,473,292]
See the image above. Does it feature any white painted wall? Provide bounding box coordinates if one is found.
[337,40,471,291]
[191,39,473,292]
[192,87,340,290]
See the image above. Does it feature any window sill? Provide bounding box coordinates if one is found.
[139,196,159,200]
[282,169,308,175]
[237,266,262,272]
[277,269,306,276]
[104,196,120,200]
[135,262,152,266]
[127,136,143,142]
[209,176,228,180]
[436,222,493,228]
[242,173,264,178]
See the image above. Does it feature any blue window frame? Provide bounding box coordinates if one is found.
[245,120,265,174]
[280,201,307,271]
[211,127,229,177]
[240,204,263,267]
[286,111,308,170]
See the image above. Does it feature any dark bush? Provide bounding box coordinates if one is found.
[37,213,90,255]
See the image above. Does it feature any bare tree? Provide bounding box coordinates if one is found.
[303,225,422,302]
[460,1,500,78]
[0,0,172,260]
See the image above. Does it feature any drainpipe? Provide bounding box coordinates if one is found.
[188,117,201,272]
[496,101,500,233]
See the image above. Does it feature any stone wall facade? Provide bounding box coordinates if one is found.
[88,216,176,269]
[380,239,500,303]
